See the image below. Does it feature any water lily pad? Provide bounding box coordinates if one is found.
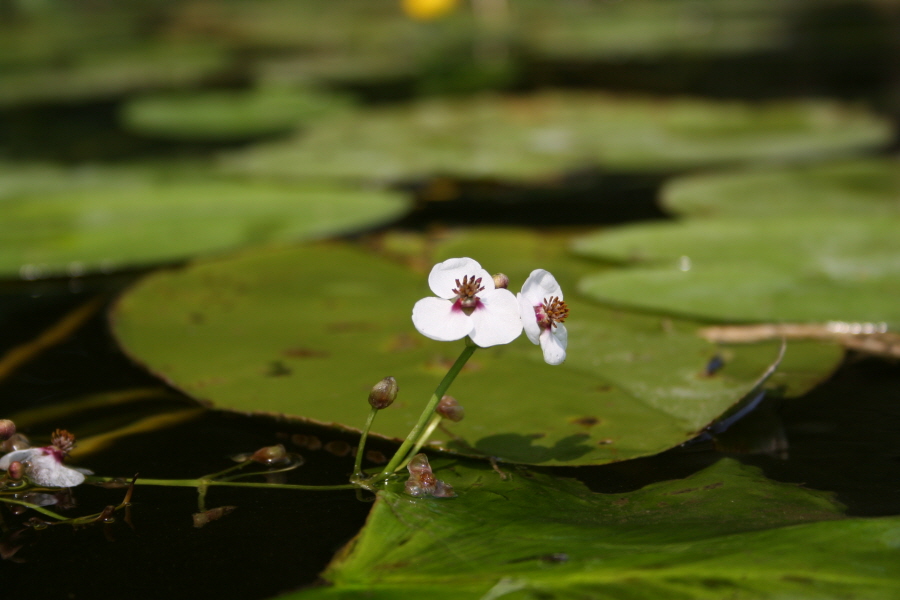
[220,92,891,182]
[120,86,356,141]
[0,42,228,107]
[518,0,791,59]
[111,239,841,466]
[574,216,900,327]
[281,458,900,599]
[0,164,407,279]
[662,157,900,219]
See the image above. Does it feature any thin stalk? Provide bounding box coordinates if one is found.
[377,343,477,479]
[0,497,69,521]
[352,406,379,477]
[87,476,356,491]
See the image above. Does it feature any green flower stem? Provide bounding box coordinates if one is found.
[0,497,68,521]
[87,476,356,491]
[377,342,477,480]
[219,462,301,482]
[353,406,380,478]
[203,460,253,481]
[396,413,443,472]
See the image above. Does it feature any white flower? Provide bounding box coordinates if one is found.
[518,269,569,365]
[0,448,87,487]
[412,257,523,347]
[0,430,90,488]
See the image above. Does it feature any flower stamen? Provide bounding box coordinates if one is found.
[452,275,485,310]
[535,296,569,330]
[50,429,76,457]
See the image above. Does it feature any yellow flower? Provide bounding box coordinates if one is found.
[402,0,458,21]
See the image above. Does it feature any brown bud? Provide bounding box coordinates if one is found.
[0,420,15,441]
[404,453,456,498]
[492,273,509,290]
[436,395,465,422]
[6,461,23,481]
[249,444,288,465]
[368,376,398,410]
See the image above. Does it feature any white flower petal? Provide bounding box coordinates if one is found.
[427,257,492,298]
[0,448,39,470]
[517,292,542,345]
[412,297,473,341]
[540,324,568,365]
[520,269,564,303]
[0,449,85,487]
[468,289,523,347]
[26,454,86,487]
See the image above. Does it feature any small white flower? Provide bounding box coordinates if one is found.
[518,269,569,365]
[412,257,523,347]
[0,430,90,488]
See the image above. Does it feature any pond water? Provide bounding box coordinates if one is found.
[1,2,899,598]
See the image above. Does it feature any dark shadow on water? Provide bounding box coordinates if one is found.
[392,170,671,228]
[564,355,900,518]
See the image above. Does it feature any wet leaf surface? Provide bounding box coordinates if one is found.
[281,458,900,599]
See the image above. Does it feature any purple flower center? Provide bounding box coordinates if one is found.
[451,275,485,314]
[534,296,569,330]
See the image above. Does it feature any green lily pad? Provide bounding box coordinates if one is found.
[0,42,228,107]
[220,92,891,182]
[120,86,356,141]
[662,157,900,219]
[0,164,407,279]
[280,458,900,599]
[111,239,841,466]
[574,216,900,327]
[517,0,791,60]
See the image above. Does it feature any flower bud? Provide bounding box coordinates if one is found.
[249,444,288,465]
[0,420,15,441]
[492,273,509,290]
[6,461,23,481]
[436,395,465,422]
[368,376,398,410]
[404,453,456,498]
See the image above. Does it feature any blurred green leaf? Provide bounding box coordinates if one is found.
[221,93,892,182]
[662,158,900,219]
[518,0,791,59]
[0,42,228,107]
[120,86,356,141]
[0,164,407,278]
[574,216,900,327]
